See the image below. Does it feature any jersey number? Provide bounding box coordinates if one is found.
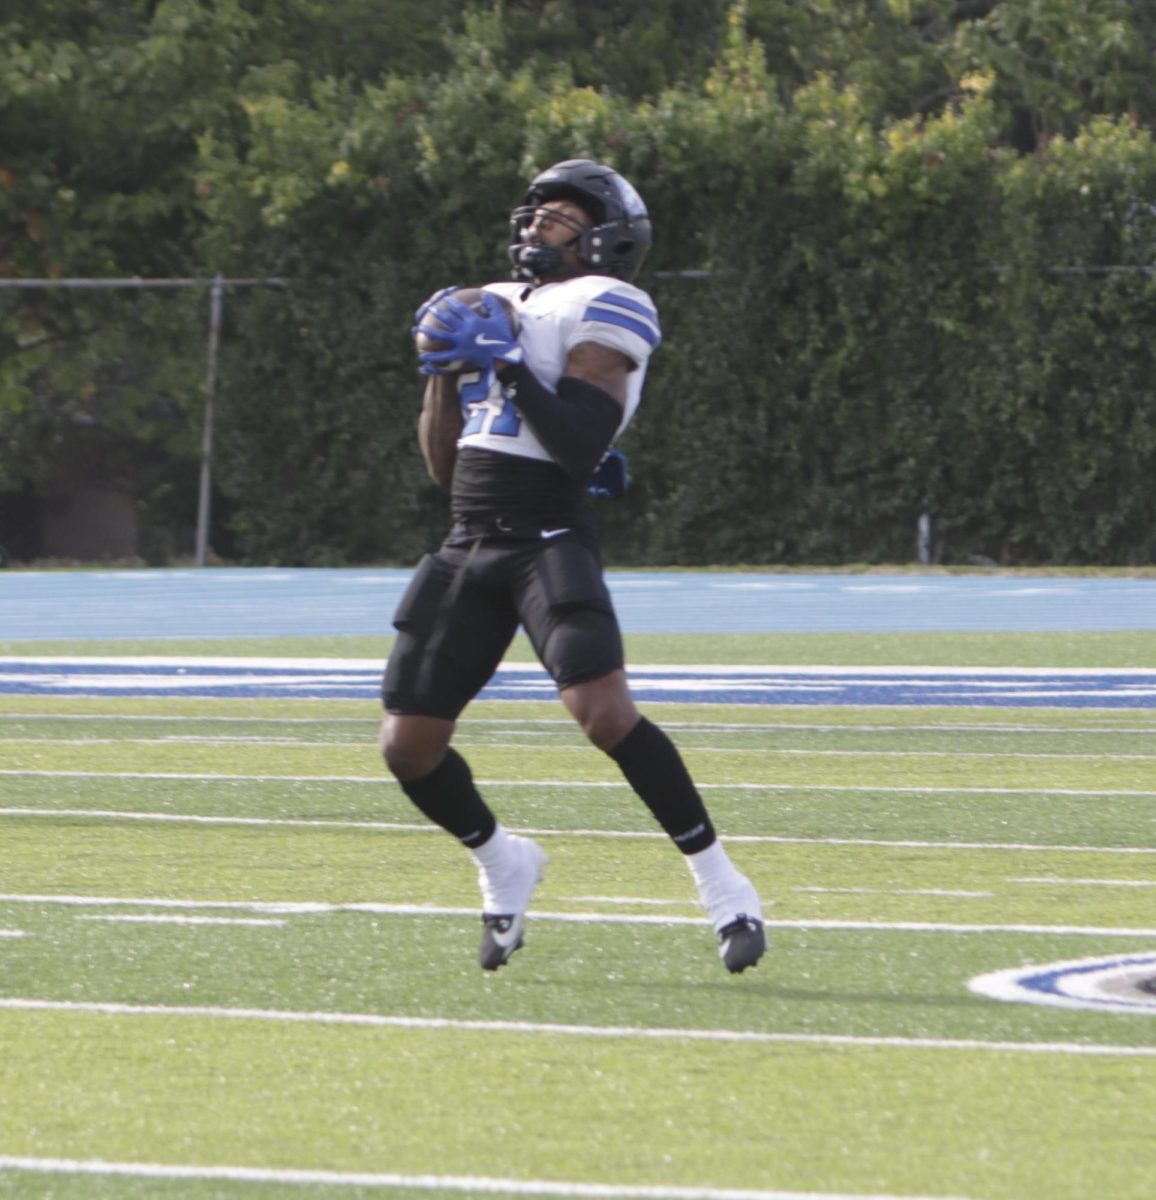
[459,371,522,438]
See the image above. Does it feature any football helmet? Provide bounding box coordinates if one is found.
[509,159,653,283]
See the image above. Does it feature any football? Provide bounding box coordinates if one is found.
[414,286,519,374]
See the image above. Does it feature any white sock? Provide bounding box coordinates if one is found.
[469,824,515,910]
[469,823,512,870]
[686,841,763,932]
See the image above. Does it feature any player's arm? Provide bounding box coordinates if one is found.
[495,342,630,483]
[563,340,632,405]
[417,373,463,490]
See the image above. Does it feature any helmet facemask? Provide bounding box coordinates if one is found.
[508,160,653,284]
[508,201,594,283]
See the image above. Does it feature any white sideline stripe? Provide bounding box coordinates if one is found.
[7,736,1155,763]
[0,712,377,724]
[2,893,1154,937]
[0,1157,970,1200]
[0,930,26,938]
[1,807,1153,856]
[76,915,286,927]
[5,655,1154,677]
[746,749,1156,761]
[8,711,1156,735]
[3,769,1155,799]
[670,721,1156,734]
[796,888,993,898]
[0,999,1152,1061]
[2,737,379,747]
[1012,877,1156,888]
[0,808,439,832]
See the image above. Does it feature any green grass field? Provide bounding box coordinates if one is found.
[1,632,1154,1200]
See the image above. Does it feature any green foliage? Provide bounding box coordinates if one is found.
[951,0,1156,147]
[4,1,1156,565]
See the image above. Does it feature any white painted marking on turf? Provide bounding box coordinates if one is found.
[0,999,1151,1060]
[0,807,434,832]
[0,1154,994,1200]
[795,888,993,898]
[735,748,1156,761]
[4,770,1156,799]
[7,733,1155,761]
[663,721,1156,734]
[0,654,389,669]
[1011,877,1156,888]
[17,656,1153,677]
[1,736,373,747]
[7,656,1156,709]
[0,894,334,914]
[1,712,375,724]
[0,930,26,938]
[8,712,1156,734]
[76,915,286,927]
[970,952,1156,1015]
[2,893,1154,937]
[1,810,1153,856]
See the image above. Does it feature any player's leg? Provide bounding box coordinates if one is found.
[381,547,545,969]
[560,671,765,973]
[518,540,765,972]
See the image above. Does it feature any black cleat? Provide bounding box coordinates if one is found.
[479,912,526,971]
[717,915,767,974]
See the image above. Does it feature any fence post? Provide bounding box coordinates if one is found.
[195,273,225,568]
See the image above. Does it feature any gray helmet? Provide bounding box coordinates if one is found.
[509,158,653,283]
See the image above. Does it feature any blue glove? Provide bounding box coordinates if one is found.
[414,293,523,376]
[588,448,630,499]
[413,284,462,328]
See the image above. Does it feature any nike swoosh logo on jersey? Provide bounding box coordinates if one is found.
[540,528,571,539]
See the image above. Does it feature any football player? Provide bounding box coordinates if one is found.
[380,159,765,973]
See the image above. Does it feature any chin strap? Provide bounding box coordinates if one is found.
[509,241,584,283]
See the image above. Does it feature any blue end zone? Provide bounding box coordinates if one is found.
[3,659,1156,707]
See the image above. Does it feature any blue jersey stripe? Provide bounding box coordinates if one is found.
[583,307,662,348]
[593,291,659,324]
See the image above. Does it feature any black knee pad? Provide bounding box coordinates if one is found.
[519,540,623,688]
[544,606,624,688]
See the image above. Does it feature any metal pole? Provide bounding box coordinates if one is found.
[195,273,225,567]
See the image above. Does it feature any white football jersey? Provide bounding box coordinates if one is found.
[456,275,661,463]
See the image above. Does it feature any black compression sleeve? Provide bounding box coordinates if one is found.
[496,361,621,482]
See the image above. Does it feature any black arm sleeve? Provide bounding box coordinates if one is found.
[496,360,621,482]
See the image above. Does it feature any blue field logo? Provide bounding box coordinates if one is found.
[4,657,1156,707]
[969,952,1156,1014]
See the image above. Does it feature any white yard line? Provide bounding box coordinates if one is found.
[795,888,993,898]
[0,1155,972,1200]
[1011,877,1156,888]
[0,999,1151,1060]
[1,808,1153,855]
[0,807,437,831]
[2,893,1155,937]
[5,711,1156,734]
[2,769,1155,799]
[0,712,375,724]
[5,736,1155,762]
[76,915,286,926]
[3,656,1154,677]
